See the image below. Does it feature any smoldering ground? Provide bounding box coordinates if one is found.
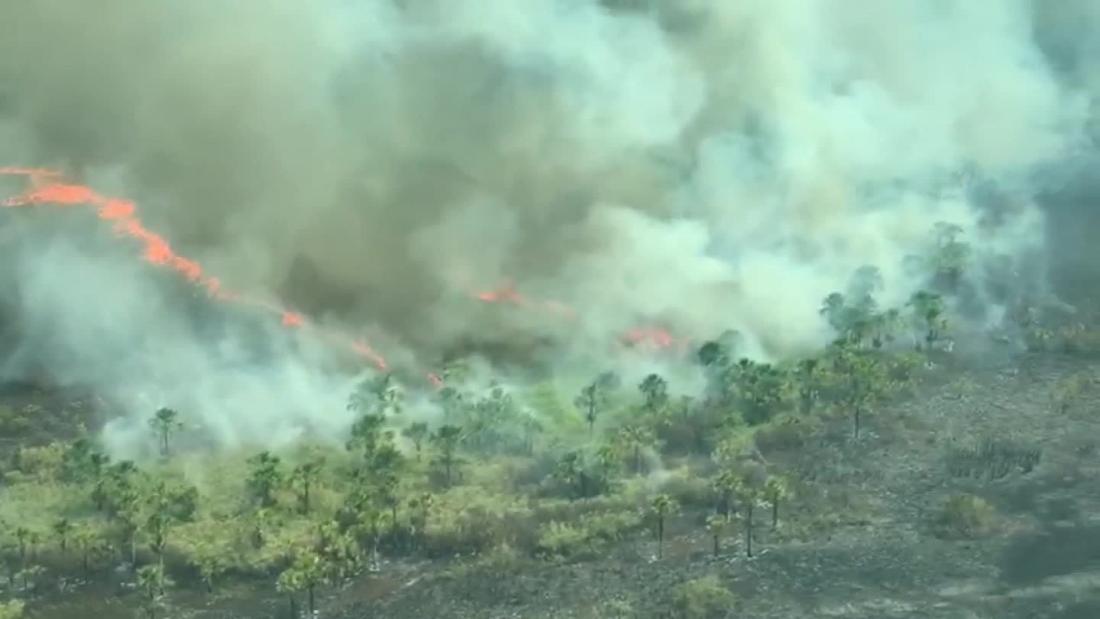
[0,0,1097,452]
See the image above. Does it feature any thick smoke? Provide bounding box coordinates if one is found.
[0,1,1096,452]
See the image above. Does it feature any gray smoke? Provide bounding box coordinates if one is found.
[0,0,1096,452]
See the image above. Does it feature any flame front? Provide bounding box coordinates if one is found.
[474,283,685,351]
[0,167,388,371]
[1,166,685,385]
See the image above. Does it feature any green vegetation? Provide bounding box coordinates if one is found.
[666,575,736,619]
[933,494,998,540]
[3,236,1093,617]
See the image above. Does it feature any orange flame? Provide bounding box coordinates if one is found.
[1,167,388,370]
[2,167,685,385]
[475,282,684,352]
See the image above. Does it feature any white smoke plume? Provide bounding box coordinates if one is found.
[0,0,1096,452]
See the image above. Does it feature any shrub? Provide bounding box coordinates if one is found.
[933,494,997,540]
[658,469,715,509]
[533,508,643,560]
[754,416,819,456]
[597,598,636,618]
[667,575,736,619]
[11,443,67,482]
[1050,373,1091,415]
[426,499,535,557]
[1057,324,1100,355]
[578,510,643,543]
[535,521,593,560]
[945,437,1040,481]
[0,600,25,619]
[0,406,31,436]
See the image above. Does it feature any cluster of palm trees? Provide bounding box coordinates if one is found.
[0,256,964,618]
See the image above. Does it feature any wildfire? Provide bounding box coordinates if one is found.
[1,166,685,388]
[621,326,689,352]
[0,167,388,371]
[475,283,684,352]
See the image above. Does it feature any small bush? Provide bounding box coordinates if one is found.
[426,503,535,557]
[945,437,1040,481]
[596,598,636,618]
[535,521,594,560]
[667,575,735,619]
[12,443,67,482]
[659,469,715,509]
[1057,324,1100,356]
[0,406,31,436]
[754,416,818,456]
[0,599,25,619]
[934,494,997,540]
[1050,373,1091,415]
[533,506,643,560]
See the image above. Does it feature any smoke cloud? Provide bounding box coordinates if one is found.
[0,0,1096,451]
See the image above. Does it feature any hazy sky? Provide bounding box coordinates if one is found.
[0,0,1096,451]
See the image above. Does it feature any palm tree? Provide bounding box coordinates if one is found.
[144,482,182,575]
[13,527,35,571]
[291,457,324,515]
[714,469,739,521]
[348,373,404,417]
[574,383,601,435]
[763,476,791,529]
[430,425,463,487]
[554,451,590,499]
[52,518,73,553]
[72,526,101,577]
[796,358,820,416]
[831,343,888,439]
[697,340,726,368]
[402,422,430,462]
[594,443,622,487]
[412,493,433,549]
[346,411,388,458]
[639,373,669,414]
[520,414,543,455]
[276,564,303,619]
[651,494,677,560]
[733,480,760,558]
[148,407,182,457]
[819,292,848,332]
[907,290,946,349]
[705,514,730,558]
[193,540,228,594]
[617,424,656,475]
[136,564,166,619]
[246,451,283,507]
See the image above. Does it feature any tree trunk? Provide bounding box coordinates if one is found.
[288,593,298,619]
[656,515,664,560]
[853,405,861,439]
[712,533,719,557]
[745,505,754,558]
[633,445,641,476]
[308,584,315,616]
[302,481,311,514]
[771,500,779,529]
